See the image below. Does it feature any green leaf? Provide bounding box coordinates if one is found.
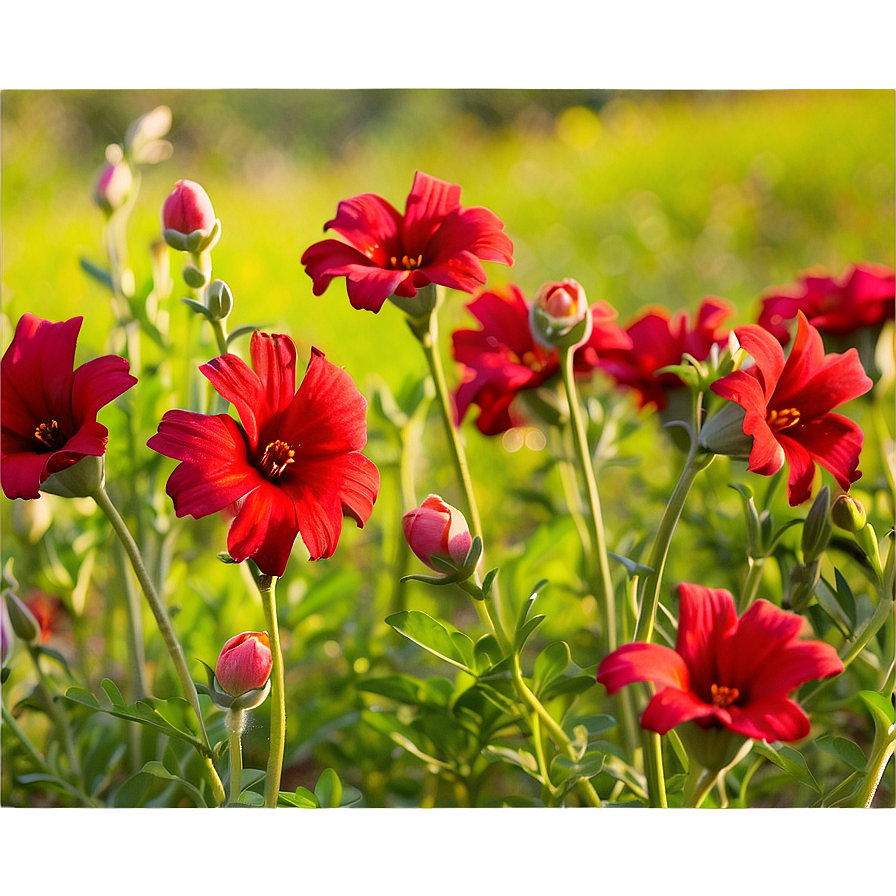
[858,689,895,727]
[278,787,319,808]
[815,735,866,771]
[181,297,214,320]
[473,633,502,674]
[385,610,475,672]
[141,761,208,807]
[514,613,546,652]
[111,772,154,808]
[752,741,821,793]
[483,745,541,779]
[314,768,343,808]
[226,324,265,346]
[79,257,114,291]
[532,641,571,696]
[608,553,653,580]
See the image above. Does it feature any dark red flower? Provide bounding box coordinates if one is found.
[597,297,734,410]
[452,284,632,435]
[301,170,514,313]
[25,590,63,644]
[147,331,380,577]
[711,311,872,506]
[758,263,895,345]
[1,314,137,500]
[597,582,843,742]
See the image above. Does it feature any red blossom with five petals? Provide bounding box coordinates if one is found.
[451,284,632,435]
[711,311,872,506]
[596,298,734,410]
[597,583,843,742]
[301,171,514,313]
[1,313,137,500]
[758,263,895,345]
[147,331,380,577]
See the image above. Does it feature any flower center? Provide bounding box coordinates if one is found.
[767,407,801,431]
[258,439,295,480]
[389,253,424,271]
[506,349,547,372]
[710,683,740,709]
[34,420,66,452]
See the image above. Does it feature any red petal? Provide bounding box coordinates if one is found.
[674,583,738,697]
[346,267,410,312]
[640,687,715,734]
[726,697,811,742]
[70,355,137,422]
[323,192,403,260]
[716,599,804,691]
[732,323,786,401]
[1,450,54,499]
[778,348,872,419]
[227,482,299,577]
[200,354,264,448]
[747,640,844,702]
[43,421,109,475]
[402,171,462,252]
[597,642,690,694]
[278,349,369,455]
[250,331,297,420]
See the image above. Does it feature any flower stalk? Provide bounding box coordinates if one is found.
[257,573,285,808]
[225,708,246,806]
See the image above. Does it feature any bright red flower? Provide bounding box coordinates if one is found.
[597,583,843,742]
[711,311,872,506]
[147,331,380,577]
[597,297,733,410]
[758,263,895,345]
[1,314,137,500]
[301,170,514,313]
[452,284,632,435]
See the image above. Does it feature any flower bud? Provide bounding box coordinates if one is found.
[207,279,234,320]
[529,278,594,350]
[697,400,752,459]
[402,494,474,572]
[162,180,217,251]
[801,486,833,563]
[831,493,868,533]
[39,454,105,499]
[215,631,272,698]
[93,161,133,214]
[4,591,40,645]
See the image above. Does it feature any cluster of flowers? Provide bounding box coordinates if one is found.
[2,165,892,803]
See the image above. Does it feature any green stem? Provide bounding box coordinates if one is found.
[412,300,510,648]
[208,316,229,358]
[683,762,717,808]
[559,346,616,654]
[258,574,285,808]
[27,645,80,775]
[226,709,246,806]
[458,579,510,652]
[855,727,896,808]
[91,486,214,753]
[738,556,766,613]
[1,702,99,807]
[509,652,602,807]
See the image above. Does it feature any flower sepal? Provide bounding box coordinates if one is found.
[195,658,272,712]
[697,400,751,459]
[39,455,105,499]
[391,284,440,323]
[530,279,593,351]
[677,720,751,774]
[400,535,484,590]
[4,591,41,645]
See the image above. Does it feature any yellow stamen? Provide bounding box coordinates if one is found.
[710,683,740,709]
[34,419,65,450]
[259,439,295,480]
[767,407,801,431]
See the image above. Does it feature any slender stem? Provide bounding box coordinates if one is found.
[458,579,510,652]
[634,448,713,643]
[208,317,229,358]
[90,485,212,749]
[529,712,555,805]
[683,763,717,808]
[226,709,246,806]
[258,574,285,808]
[738,556,766,613]
[114,543,148,700]
[1,702,99,807]
[856,730,896,808]
[509,652,602,807]
[413,301,510,647]
[551,424,592,563]
[559,346,616,653]
[642,729,668,808]
[27,645,80,775]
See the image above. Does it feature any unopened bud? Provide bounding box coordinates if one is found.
[402,494,476,576]
[215,631,273,698]
[788,559,822,613]
[698,400,752,459]
[93,161,133,214]
[162,180,218,252]
[831,493,867,533]
[802,486,833,563]
[207,279,234,320]
[4,592,40,645]
[530,279,593,350]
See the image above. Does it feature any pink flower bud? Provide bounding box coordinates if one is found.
[530,278,593,349]
[402,494,473,571]
[93,161,133,213]
[215,631,272,698]
[535,279,587,320]
[162,179,216,237]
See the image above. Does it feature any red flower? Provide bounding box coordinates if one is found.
[452,285,632,435]
[162,179,216,237]
[597,583,843,742]
[758,263,895,345]
[25,590,63,644]
[597,298,733,410]
[147,331,380,577]
[711,311,872,506]
[1,314,137,500]
[301,170,514,313]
